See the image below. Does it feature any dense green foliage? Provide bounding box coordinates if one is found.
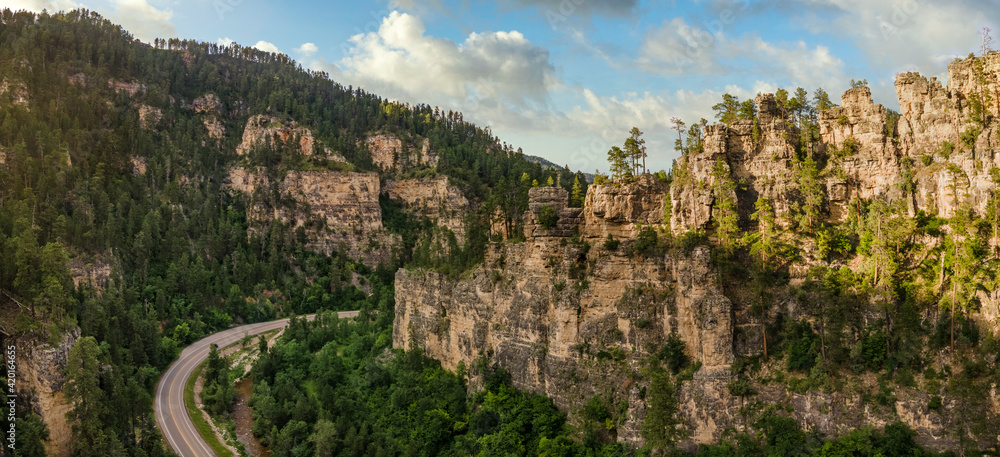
[247,311,635,457]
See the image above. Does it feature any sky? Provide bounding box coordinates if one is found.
[5,0,999,173]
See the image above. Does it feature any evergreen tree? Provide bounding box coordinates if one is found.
[711,159,740,254]
[65,336,119,457]
[713,94,741,125]
[748,196,780,268]
[641,366,686,450]
[796,156,824,233]
[570,176,584,208]
[607,146,632,183]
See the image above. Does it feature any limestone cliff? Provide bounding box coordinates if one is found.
[10,330,79,457]
[383,177,469,244]
[396,182,998,451]
[236,114,315,157]
[395,185,734,447]
[364,133,438,171]
[226,167,400,268]
[671,53,1000,235]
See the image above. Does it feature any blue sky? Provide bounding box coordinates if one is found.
[7,0,999,172]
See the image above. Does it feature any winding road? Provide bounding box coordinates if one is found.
[154,311,359,457]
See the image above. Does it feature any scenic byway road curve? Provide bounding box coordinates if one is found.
[155,311,360,457]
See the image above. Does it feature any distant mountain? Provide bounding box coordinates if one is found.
[525,154,596,183]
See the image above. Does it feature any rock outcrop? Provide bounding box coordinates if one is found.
[383,177,469,243]
[365,133,438,171]
[0,78,29,108]
[138,104,162,130]
[395,185,734,446]
[189,94,222,114]
[226,167,399,267]
[670,54,1000,230]
[585,174,669,239]
[107,78,144,97]
[236,115,315,156]
[394,175,999,450]
[12,329,80,457]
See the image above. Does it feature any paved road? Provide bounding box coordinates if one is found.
[154,311,360,457]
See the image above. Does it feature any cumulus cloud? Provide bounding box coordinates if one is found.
[636,16,846,95]
[253,41,280,54]
[106,0,177,42]
[800,0,989,73]
[638,17,726,74]
[296,42,319,56]
[339,11,556,108]
[217,37,235,47]
[5,0,79,12]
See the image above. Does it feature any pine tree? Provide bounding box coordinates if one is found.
[641,366,687,450]
[711,159,740,254]
[796,156,824,233]
[65,336,116,457]
[570,176,584,208]
[748,196,779,268]
[713,94,741,125]
[607,146,632,183]
[624,127,647,175]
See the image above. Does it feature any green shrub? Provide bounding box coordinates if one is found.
[927,396,943,411]
[939,141,954,159]
[627,226,662,257]
[603,234,620,251]
[658,333,690,374]
[676,229,708,254]
[786,322,819,372]
[538,204,559,229]
[960,127,979,149]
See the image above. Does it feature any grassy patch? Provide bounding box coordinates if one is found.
[184,359,236,457]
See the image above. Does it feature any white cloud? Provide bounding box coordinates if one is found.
[637,17,846,94]
[106,0,177,43]
[638,17,726,74]
[217,37,235,47]
[5,0,79,12]
[776,1,994,76]
[253,41,280,54]
[338,11,555,108]
[296,42,319,56]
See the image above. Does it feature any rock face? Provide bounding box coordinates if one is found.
[203,117,225,140]
[365,133,438,171]
[670,54,1000,230]
[383,177,469,243]
[394,185,734,446]
[12,329,79,457]
[138,104,162,130]
[0,78,29,108]
[394,176,998,450]
[189,94,222,114]
[107,78,144,97]
[236,115,315,156]
[585,175,668,239]
[227,167,399,267]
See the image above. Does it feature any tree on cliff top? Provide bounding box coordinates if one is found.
[713,93,741,125]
